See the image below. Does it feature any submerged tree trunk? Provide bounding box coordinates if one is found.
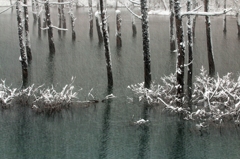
[204,0,215,76]
[116,10,122,47]
[223,0,227,32]
[174,0,185,106]
[88,0,93,36]
[58,0,62,35]
[238,13,240,35]
[16,0,28,86]
[95,11,103,43]
[61,0,66,29]
[187,0,193,108]
[169,0,176,51]
[45,0,55,53]
[99,0,113,86]
[192,0,198,39]
[141,0,152,88]
[23,0,32,61]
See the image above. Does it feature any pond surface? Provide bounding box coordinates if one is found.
[0,7,240,159]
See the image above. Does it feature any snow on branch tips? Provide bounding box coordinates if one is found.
[181,8,233,17]
[125,3,142,20]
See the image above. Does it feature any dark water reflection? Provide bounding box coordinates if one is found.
[0,7,240,159]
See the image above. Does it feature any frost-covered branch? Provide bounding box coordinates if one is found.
[36,0,70,5]
[181,8,232,17]
[40,27,49,30]
[0,2,16,15]
[125,3,142,20]
[129,0,140,5]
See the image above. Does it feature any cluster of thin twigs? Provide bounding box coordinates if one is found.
[129,67,240,126]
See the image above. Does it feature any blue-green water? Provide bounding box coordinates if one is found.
[0,7,240,159]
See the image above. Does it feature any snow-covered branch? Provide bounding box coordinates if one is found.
[129,0,140,5]
[50,25,68,31]
[36,0,71,5]
[40,27,49,30]
[125,3,142,20]
[181,8,232,17]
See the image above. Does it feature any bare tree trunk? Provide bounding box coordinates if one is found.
[169,0,175,51]
[238,13,240,35]
[23,0,32,61]
[131,5,137,36]
[116,10,122,47]
[95,11,103,43]
[70,0,76,40]
[32,0,37,21]
[141,0,152,89]
[223,0,227,32]
[58,0,62,35]
[45,0,55,53]
[204,0,215,76]
[187,0,193,109]
[61,0,66,29]
[161,0,168,10]
[174,0,185,106]
[88,0,93,36]
[99,0,113,86]
[16,0,28,86]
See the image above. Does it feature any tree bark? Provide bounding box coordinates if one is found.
[141,0,152,89]
[58,0,62,35]
[45,0,55,53]
[95,11,103,43]
[187,0,193,108]
[174,0,185,106]
[223,0,227,32]
[131,5,137,36]
[192,0,198,40]
[99,0,113,86]
[61,0,66,29]
[23,0,32,61]
[16,0,28,86]
[169,0,175,52]
[70,0,76,40]
[116,10,122,47]
[36,0,41,37]
[204,0,215,76]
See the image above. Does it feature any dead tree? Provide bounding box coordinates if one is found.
[16,0,28,86]
[169,0,175,51]
[234,0,240,35]
[204,0,215,76]
[44,0,55,53]
[192,0,198,39]
[174,0,185,106]
[99,0,114,86]
[187,0,193,107]
[58,0,62,35]
[223,0,227,32]
[61,0,66,29]
[36,0,42,37]
[23,0,32,61]
[125,0,152,88]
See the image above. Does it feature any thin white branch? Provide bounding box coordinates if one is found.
[125,3,142,20]
[181,8,232,17]
[50,25,68,31]
[184,59,194,67]
[36,0,70,5]
[40,27,49,30]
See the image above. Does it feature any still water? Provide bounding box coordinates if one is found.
[0,7,240,159]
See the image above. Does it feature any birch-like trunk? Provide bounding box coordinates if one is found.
[88,0,93,35]
[174,0,185,106]
[45,0,55,53]
[204,0,215,76]
[99,0,113,86]
[116,10,122,47]
[141,0,151,89]
[187,0,193,108]
[95,11,103,42]
[223,0,227,32]
[169,0,175,51]
[32,0,37,21]
[23,0,32,61]
[16,0,28,86]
